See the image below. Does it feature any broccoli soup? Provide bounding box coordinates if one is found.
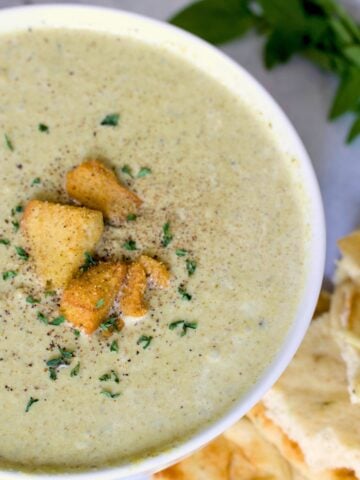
[0,28,308,472]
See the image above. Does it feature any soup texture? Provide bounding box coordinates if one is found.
[0,29,308,471]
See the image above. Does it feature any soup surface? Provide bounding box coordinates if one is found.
[0,29,308,472]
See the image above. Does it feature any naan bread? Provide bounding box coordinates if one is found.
[154,417,301,480]
[258,315,360,478]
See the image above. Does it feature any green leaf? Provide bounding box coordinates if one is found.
[122,239,138,251]
[347,115,360,143]
[137,167,152,178]
[100,113,120,126]
[49,367,57,381]
[80,252,97,272]
[175,248,188,257]
[110,340,119,352]
[0,238,10,246]
[26,295,40,305]
[100,315,118,331]
[121,164,133,178]
[343,46,360,67]
[49,315,65,326]
[31,177,41,187]
[169,0,255,45]
[258,0,305,26]
[178,286,192,301]
[161,221,173,247]
[126,213,137,221]
[95,298,105,309]
[38,123,49,133]
[4,134,14,151]
[137,335,153,349]
[330,69,360,119]
[15,246,29,261]
[101,389,121,399]
[3,270,17,280]
[70,362,80,377]
[169,320,198,336]
[37,312,49,324]
[25,397,39,412]
[186,258,197,276]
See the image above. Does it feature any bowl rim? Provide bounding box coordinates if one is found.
[0,4,326,479]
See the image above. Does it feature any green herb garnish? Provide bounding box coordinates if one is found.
[49,315,65,326]
[31,177,41,187]
[137,167,152,178]
[100,113,120,126]
[137,335,153,349]
[169,320,198,336]
[25,397,39,413]
[178,286,192,301]
[100,316,118,331]
[110,340,119,352]
[96,298,105,309]
[73,329,80,338]
[101,389,121,399]
[11,205,23,216]
[122,239,138,251]
[80,252,97,272]
[46,347,74,380]
[186,258,197,276]
[170,0,360,144]
[2,270,17,281]
[15,246,29,261]
[44,290,56,297]
[99,370,120,383]
[12,221,19,232]
[49,367,57,381]
[161,221,173,247]
[26,295,40,305]
[175,248,188,257]
[121,164,133,178]
[70,362,80,377]
[37,312,48,324]
[38,123,49,133]
[4,134,14,151]
[126,213,137,221]
[0,238,10,246]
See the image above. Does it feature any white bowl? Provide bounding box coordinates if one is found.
[0,4,326,479]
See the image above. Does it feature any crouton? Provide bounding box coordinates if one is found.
[21,200,103,288]
[66,160,142,226]
[139,255,170,288]
[60,262,127,334]
[121,261,147,317]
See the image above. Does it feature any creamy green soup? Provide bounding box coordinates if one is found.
[0,29,307,472]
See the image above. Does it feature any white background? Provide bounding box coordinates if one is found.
[0,0,359,284]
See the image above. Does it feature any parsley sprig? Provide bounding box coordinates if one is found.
[170,0,360,143]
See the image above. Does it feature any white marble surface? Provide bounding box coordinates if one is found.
[1,0,359,283]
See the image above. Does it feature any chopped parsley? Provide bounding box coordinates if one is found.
[26,295,40,305]
[38,123,49,133]
[96,298,105,309]
[12,220,19,232]
[31,177,41,187]
[122,239,138,251]
[175,248,187,257]
[37,312,49,324]
[11,205,23,215]
[137,167,152,178]
[161,221,173,247]
[44,290,56,297]
[121,164,133,178]
[49,315,65,326]
[169,320,198,336]
[110,340,119,352]
[100,316,118,331]
[186,258,197,276]
[101,389,121,399]
[46,347,74,381]
[80,252,97,272]
[137,335,153,350]
[126,213,137,221]
[70,362,80,377]
[15,246,29,261]
[73,329,80,338]
[0,238,10,246]
[178,286,192,301]
[99,370,119,383]
[100,113,120,126]
[2,270,17,281]
[4,134,14,151]
[25,397,39,413]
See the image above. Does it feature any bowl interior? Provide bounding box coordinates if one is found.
[0,4,325,479]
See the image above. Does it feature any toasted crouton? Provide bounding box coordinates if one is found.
[66,160,142,226]
[21,200,103,288]
[139,255,170,288]
[121,262,147,317]
[61,262,127,334]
